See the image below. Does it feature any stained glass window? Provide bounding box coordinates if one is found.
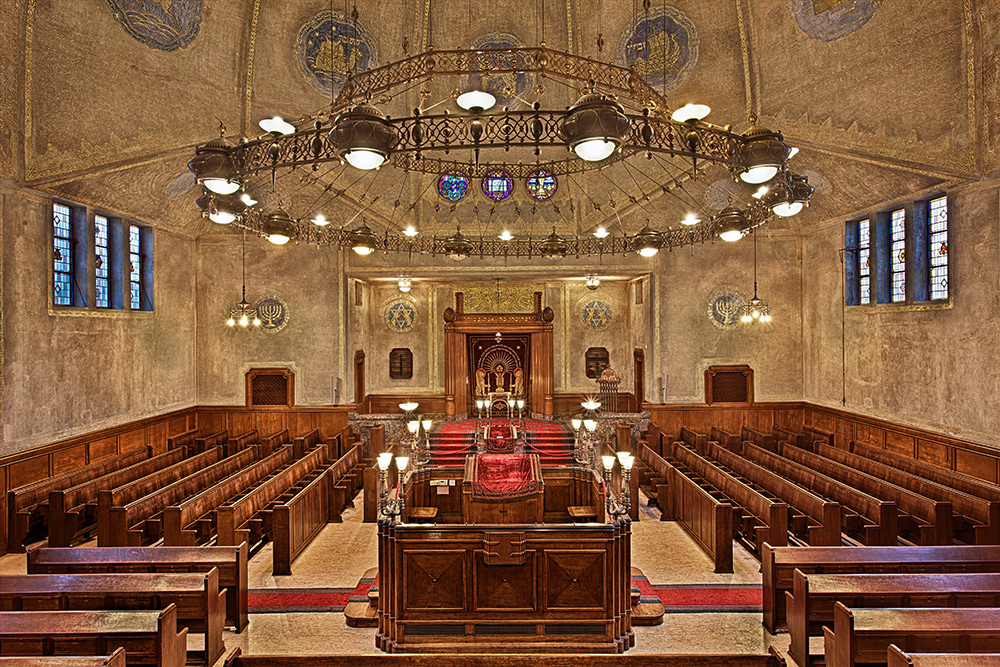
[129,224,143,309]
[858,219,871,305]
[526,170,557,200]
[482,171,514,201]
[890,208,905,303]
[53,203,74,306]
[438,172,470,201]
[928,196,948,300]
[95,215,110,308]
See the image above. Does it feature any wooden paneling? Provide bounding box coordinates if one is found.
[52,445,87,475]
[885,430,916,457]
[917,439,951,468]
[9,456,49,489]
[956,450,999,483]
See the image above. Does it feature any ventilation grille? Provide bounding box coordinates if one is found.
[586,347,609,379]
[705,365,753,405]
[389,348,413,380]
[249,372,291,406]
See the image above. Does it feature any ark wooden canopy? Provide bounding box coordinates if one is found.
[443,292,554,417]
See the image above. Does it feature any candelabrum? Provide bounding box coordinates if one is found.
[377,453,409,525]
[576,418,598,466]
[602,451,634,523]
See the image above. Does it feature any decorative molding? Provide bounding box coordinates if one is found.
[243,0,261,134]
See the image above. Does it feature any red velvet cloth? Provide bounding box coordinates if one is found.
[485,423,514,452]
[471,454,540,499]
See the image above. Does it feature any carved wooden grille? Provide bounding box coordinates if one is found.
[247,368,294,407]
[585,348,609,379]
[704,365,753,405]
[389,348,413,379]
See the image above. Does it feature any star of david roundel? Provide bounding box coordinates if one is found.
[581,299,613,331]
[254,296,290,334]
[708,288,745,329]
[296,11,377,97]
[385,298,417,333]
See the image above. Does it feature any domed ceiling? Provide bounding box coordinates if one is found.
[4,0,994,247]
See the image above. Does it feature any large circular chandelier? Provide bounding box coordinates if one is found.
[189,43,811,258]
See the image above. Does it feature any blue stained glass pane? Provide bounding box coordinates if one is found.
[928,197,948,299]
[890,209,905,303]
[481,171,513,201]
[95,215,110,308]
[53,203,73,306]
[526,170,557,200]
[129,224,142,309]
[857,219,871,305]
[438,172,470,201]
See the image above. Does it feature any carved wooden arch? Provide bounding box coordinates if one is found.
[443,291,554,417]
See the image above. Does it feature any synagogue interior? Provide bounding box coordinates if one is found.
[2,1,1000,666]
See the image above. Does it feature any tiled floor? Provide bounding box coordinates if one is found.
[0,495,795,661]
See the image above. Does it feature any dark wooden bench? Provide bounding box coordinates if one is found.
[8,448,150,552]
[292,428,322,457]
[259,430,290,457]
[741,426,776,451]
[787,571,1000,667]
[0,648,126,667]
[27,544,248,633]
[163,446,294,546]
[225,430,260,458]
[166,430,199,451]
[704,441,842,546]
[641,443,734,573]
[761,544,1000,633]
[677,427,707,451]
[0,571,225,665]
[772,425,809,448]
[824,603,1000,667]
[709,426,740,451]
[106,448,257,547]
[0,605,187,667]
[811,442,998,545]
[887,645,1000,667]
[803,425,835,446]
[670,440,788,554]
[96,448,223,547]
[192,430,228,456]
[775,441,953,545]
[742,441,898,546]
[48,449,188,548]
[273,445,363,575]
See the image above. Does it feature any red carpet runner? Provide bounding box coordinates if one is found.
[248,573,761,614]
[429,418,575,467]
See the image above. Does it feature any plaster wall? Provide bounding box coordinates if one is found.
[195,238,345,406]
[1,187,197,452]
[802,182,1000,446]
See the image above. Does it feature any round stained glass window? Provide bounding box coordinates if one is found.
[438,172,470,201]
[481,171,514,201]
[526,170,557,200]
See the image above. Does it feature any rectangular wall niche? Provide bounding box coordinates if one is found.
[246,368,295,407]
[704,365,753,405]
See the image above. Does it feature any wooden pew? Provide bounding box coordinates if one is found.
[824,603,1000,667]
[888,645,1000,667]
[710,427,740,451]
[167,429,199,451]
[225,430,260,458]
[787,570,1000,667]
[293,428,322,457]
[705,442,842,546]
[803,425,835,446]
[742,442,899,546]
[259,430,289,457]
[761,544,1000,633]
[741,426,776,451]
[96,448,223,547]
[162,446,295,546]
[272,445,363,575]
[0,648,126,667]
[106,447,257,547]
[27,544,249,633]
[7,448,150,553]
[669,440,788,553]
[677,427,707,451]
[192,430,228,455]
[48,449,189,548]
[216,446,329,549]
[811,442,998,545]
[640,443,733,573]
[772,425,809,448]
[775,441,953,545]
[0,570,225,665]
[0,604,187,667]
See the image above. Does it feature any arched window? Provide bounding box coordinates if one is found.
[389,348,413,380]
[585,348,609,379]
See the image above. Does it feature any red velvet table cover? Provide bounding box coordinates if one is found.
[471,453,540,500]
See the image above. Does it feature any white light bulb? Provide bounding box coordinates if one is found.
[772,201,804,217]
[573,139,617,162]
[681,213,701,226]
[203,178,241,195]
[739,165,779,184]
[259,116,296,135]
[253,318,261,327]
[752,310,760,319]
[402,225,418,237]
[268,233,290,245]
[456,90,497,112]
[209,209,236,225]
[787,147,799,159]
[593,226,610,239]
[241,192,258,206]
[239,315,249,327]
[720,229,744,242]
[344,149,385,170]
[353,245,374,256]
[752,186,769,200]
[498,230,513,241]
[638,247,659,258]
[226,318,235,327]
[671,103,711,123]
[312,214,329,226]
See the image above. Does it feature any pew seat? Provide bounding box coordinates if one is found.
[0,647,126,667]
[887,645,1000,666]
[0,605,187,667]
[824,603,1000,667]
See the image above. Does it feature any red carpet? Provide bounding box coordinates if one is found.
[429,418,575,467]
[249,573,760,614]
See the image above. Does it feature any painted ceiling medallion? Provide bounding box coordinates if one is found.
[384,296,417,333]
[254,296,289,333]
[460,32,534,111]
[793,0,883,42]
[296,10,377,97]
[708,288,746,329]
[617,6,699,94]
[106,0,202,51]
